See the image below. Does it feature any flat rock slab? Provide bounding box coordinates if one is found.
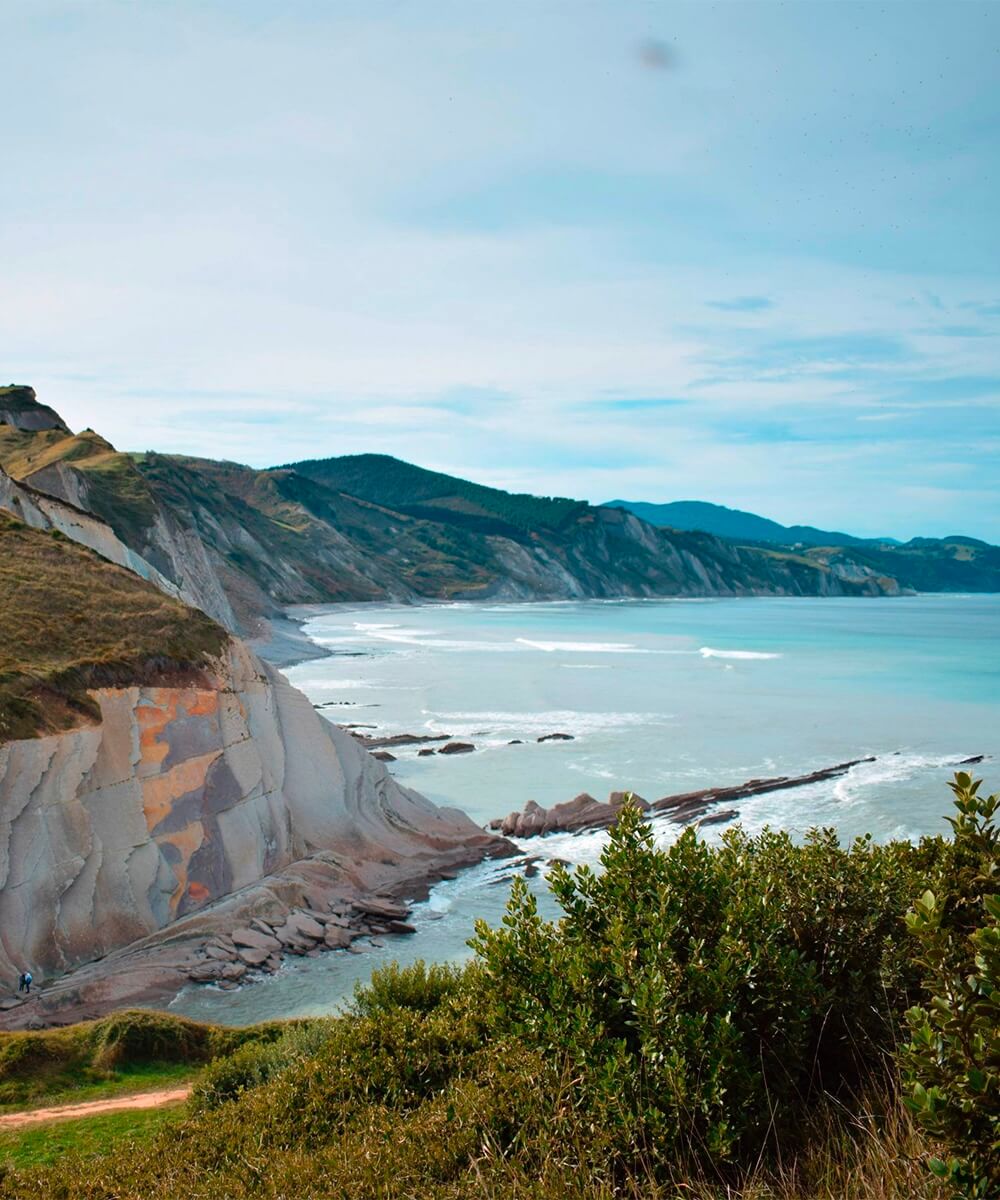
[285,913,325,940]
[232,927,281,953]
[236,946,270,967]
[204,943,237,961]
[324,928,353,949]
[353,899,410,921]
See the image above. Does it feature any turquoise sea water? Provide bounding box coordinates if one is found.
[171,595,1000,1025]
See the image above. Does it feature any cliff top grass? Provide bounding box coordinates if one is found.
[0,1009,299,1112]
[0,423,159,547]
[0,513,228,742]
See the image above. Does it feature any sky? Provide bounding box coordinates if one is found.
[2,1,999,541]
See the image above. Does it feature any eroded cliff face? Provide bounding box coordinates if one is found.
[0,640,491,990]
[0,465,182,600]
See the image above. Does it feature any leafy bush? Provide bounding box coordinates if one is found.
[903,773,1000,1199]
[472,800,940,1174]
[352,959,472,1018]
[91,1009,212,1071]
[191,1019,334,1111]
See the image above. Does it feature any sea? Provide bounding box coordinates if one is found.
[170,594,1000,1025]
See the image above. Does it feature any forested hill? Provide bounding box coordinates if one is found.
[285,453,587,536]
[605,498,870,546]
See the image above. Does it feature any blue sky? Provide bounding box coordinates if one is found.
[2,1,999,539]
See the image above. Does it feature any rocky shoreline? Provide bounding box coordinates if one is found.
[0,832,515,1031]
[489,755,989,839]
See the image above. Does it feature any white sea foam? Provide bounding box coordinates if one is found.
[699,647,782,660]
[290,678,370,690]
[516,638,646,654]
[422,708,671,737]
[831,752,977,806]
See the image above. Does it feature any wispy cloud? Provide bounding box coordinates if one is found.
[706,296,774,313]
[1,1,998,540]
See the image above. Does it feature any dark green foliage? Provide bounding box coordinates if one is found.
[191,1020,335,1111]
[902,774,1000,1199]
[287,452,588,533]
[351,959,471,1018]
[6,786,998,1198]
[472,801,941,1172]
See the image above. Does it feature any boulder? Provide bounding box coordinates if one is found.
[372,751,397,762]
[387,920,417,935]
[222,960,249,980]
[232,927,281,953]
[417,748,437,757]
[285,913,325,940]
[537,733,574,742]
[324,927,353,949]
[353,898,410,921]
[188,963,222,983]
[438,742,475,755]
[204,942,237,961]
[236,946,271,967]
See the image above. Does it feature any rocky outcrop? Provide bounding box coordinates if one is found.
[489,760,887,838]
[0,466,181,600]
[0,639,513,1022]
[0,385,69,433]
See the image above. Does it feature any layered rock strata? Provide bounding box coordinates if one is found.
[0,639,513,1027]
[489,759,885,839]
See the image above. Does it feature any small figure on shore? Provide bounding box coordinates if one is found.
[17,971,32,994]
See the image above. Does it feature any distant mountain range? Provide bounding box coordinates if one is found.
[604,499,884,547]
[2,386,998,642]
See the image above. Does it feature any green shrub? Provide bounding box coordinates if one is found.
[191,1019,334,1111]
[472,800,939,1174]
[352,959,472,1018]
[91,1010,212,1071]
[903,773,1000,1199]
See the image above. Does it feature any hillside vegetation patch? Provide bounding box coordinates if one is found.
[0,514,228,741]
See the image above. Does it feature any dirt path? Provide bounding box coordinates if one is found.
[0,1085,192,1130]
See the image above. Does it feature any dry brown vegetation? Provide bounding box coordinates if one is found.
[0,513,227,741]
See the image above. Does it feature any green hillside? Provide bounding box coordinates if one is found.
[287,453,588,534]
[606,498,869,546]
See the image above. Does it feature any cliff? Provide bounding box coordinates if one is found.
[0,508,509,1025]
[0,640,501,1019]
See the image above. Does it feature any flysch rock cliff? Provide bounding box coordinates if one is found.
[0,451,513,1026]
[0,638,510,1028]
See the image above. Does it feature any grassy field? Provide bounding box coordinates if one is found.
[0,1105,185,1170]
[0,512,228,741]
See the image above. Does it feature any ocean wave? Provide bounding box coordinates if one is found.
[289,678,370,690]
[422,708,672,736]
[699,647,782,660]
[832,752,979,806]
[516,638,646,654]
